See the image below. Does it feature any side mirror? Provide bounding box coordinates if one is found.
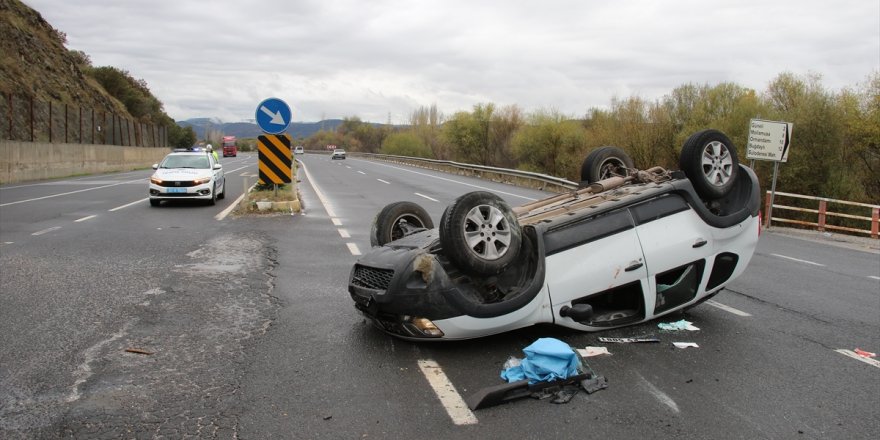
[213,163,222,170]
[152,164,159,170]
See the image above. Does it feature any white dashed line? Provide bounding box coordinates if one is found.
[834,349,880,369]
[415,193,439,202]
[74,215,97,222]
[869,276,880,281]
[637,373,680,413]
[1,242,13,246]
[109,198,148,212]
[346,243,361,256]
[345,166,352,169]
[377,179,390,184]
[338,229,351,238]
[770,253,825,267]
[331,218,342,226]
[0,177,146,207]
[32,226,61,236]
[357,171,366,175]
[705,300,752,317]
[417,360,478,425]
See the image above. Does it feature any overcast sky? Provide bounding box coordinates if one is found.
[23,0,880,124]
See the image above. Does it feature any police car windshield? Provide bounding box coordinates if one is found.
[161,155,210,169]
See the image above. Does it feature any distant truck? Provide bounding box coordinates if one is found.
[222,136,237,157]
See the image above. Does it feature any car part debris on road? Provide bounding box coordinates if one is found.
[597,337,660,343]
[577,346,611,357]
[658,319,700,331]
[673,342,699,349]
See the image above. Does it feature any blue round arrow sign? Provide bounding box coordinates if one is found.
[255,97,292,134]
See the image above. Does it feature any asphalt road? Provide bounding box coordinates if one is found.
[1,153,878,439]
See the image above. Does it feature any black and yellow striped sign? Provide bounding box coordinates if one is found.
[258,134,292,184]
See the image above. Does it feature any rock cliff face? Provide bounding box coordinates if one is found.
[0,0,128,116]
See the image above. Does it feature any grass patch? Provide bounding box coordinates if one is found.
[235,182,301,214]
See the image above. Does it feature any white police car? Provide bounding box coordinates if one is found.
[148,147,225,206]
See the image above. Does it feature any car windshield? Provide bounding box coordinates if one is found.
[161,155,210,169]
[334,149,344,153]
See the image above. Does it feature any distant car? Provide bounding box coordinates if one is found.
[348,129,761,340]
[331,149,346,160]
[148,147,225,206]
[294,146,304,155]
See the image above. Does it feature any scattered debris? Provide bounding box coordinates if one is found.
[673,342,699,349]
[577,346,611,357]
[323,414,333,420]
[658,320,700,331]
[500,338,581,384]
[124,348,153,355]
[598,337,660,343]
[854,348,876,358]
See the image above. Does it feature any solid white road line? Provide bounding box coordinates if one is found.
[377,179,390,184]
[0,178,146,207]
[215,182,256,221]
[74,215,97,222]
[705,300,752,317]
[299,161,338,218]
[32,226,61,236]
[366,161,538,201]
[415,193,439,202]
[338,229,351,238]
[109,198,148,212]
[346,243,361,256]
[0,171,143,190]
[417,360,478,425]
[869,276,880,281]
[770,253,825,267]
[834,349,880,369]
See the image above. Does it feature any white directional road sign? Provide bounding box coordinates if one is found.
[747,119,792,162]
[255,97,292,134]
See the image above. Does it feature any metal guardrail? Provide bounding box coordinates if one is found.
[346,151,579,193]
[765,191,879,239]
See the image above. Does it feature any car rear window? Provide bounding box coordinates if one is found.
[544,208,634,255]
[629,194,690,225]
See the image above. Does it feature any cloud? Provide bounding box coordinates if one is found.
[22,0,880,123]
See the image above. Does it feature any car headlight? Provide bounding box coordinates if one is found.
[150,177,163,185]
[193,177,212,185]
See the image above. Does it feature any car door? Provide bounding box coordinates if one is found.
[629,193,714,317]
[544,208,650,329]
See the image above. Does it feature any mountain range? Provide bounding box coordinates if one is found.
[178,118,370,140]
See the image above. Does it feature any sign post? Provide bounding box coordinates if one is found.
[747,119,793,229]
[255,98,293,192]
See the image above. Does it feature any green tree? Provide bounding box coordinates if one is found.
[381,132,432,158]
[512,110,587,179]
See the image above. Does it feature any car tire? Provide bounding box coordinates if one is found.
[580,146,635,183]
[209,186,217,206]
[217,180,226,200]
[439,191,522,276]
[370,201,434,247]
[679,129,739,199]
[149,199,160,207]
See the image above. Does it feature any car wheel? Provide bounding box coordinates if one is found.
[217,179,226,200]
[209,185,217,205]
[149,199,160,207]
[679,129,739,199]
[439,191,522,276]
[580,146,635,183]
[370,201,434,247]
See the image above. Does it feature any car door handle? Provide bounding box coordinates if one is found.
[692,238,708,248]
[625,261,643,272]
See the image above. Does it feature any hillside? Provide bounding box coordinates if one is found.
[0,0,129,116]
[177,118,348,140]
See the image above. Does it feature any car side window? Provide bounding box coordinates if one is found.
[629,194,690,226]
[544,208,634,255]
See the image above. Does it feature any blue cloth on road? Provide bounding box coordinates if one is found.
[500,338,581,384]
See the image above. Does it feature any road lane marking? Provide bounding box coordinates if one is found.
[215,182,256,221]
[834,349,880,369]
[332,218,342,226]
[74,215,97,222]
[346,243,361,256]
[357,171,366,175]
[366,161,538,201]
[706,300,752,317]
[417,360,478,425]
[377,179,390,184]
[338,229,351,238]
[0,177,147,207]
[869,276,880,281]
[637,373,680,413]
[0,171,143,190]
[415,193,439,202]
[1,242,13,246]
[346,166,352,169]
[32,226,61,236]
[770,253,825,267]
[299,161,338,218]
[109,198,148,212]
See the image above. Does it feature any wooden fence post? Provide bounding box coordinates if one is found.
[817,200,827,231]
[871,208,879,239]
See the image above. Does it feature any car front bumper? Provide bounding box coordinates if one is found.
[149,182,215,200]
